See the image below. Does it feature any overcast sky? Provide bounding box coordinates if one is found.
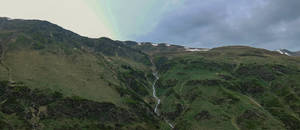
[136,0,300,51]
[0,0,299,50]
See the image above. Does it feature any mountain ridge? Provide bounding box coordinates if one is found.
[0,17,300,130]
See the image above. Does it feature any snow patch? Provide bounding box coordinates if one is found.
[185,47,210,52]
[276,50,291,56]
[284,52,290,56]
[151,43,158,46]
[6,18,21,21]
[277,50,284,54]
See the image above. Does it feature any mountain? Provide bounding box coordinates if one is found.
[277,49,300,56]
[153,46,300,129]
[123,41,210,55]
[0,17,161,129]
[1,17,300,130]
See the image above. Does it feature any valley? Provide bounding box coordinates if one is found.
[0,17,300,130]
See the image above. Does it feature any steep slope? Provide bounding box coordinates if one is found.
[2,17,300,130]
[0,81,160,129]
[0,17,162,129]
[152,46,300,130]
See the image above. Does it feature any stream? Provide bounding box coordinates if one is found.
[152,72,174,129]
[152,72,160,114]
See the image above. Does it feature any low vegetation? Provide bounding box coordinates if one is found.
[1,18,300,129]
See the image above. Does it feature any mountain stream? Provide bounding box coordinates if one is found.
[152,72,174,129]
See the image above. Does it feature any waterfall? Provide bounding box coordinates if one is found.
[152,72,160,114]
[152,72,174,129]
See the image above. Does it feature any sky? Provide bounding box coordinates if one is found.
[0,0,299,50]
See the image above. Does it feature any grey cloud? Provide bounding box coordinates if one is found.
[135,0,300,51]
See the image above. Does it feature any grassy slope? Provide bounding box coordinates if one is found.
[2,18,300,130]
[0,18,162,129]
[153,46,300,130]
[0,17,155,104]
[3,49,121,104]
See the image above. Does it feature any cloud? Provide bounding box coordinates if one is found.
[136,0,300,51]
[97,0,182,40]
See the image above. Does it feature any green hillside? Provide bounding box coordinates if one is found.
[0,17,161,129]
[1,17,300,130]
[152,46,300,130]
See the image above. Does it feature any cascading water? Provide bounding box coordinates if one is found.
[152,72,174,129]
[152,72,161,114]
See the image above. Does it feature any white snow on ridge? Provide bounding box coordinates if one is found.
[151,43,158,46]
[185,47,210,52]
[277,50,284,54]
[276,50,291,56]
[5,17,22,21]
[284,52,290,56]
[151,43,170,47]
[137,42,142,45]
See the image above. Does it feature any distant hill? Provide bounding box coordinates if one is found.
[1,17,300,130]
[293,51,300,56]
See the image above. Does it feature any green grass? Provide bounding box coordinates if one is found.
[152,46,300,129]
[2,18,300,129]
[2,49,121,104]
